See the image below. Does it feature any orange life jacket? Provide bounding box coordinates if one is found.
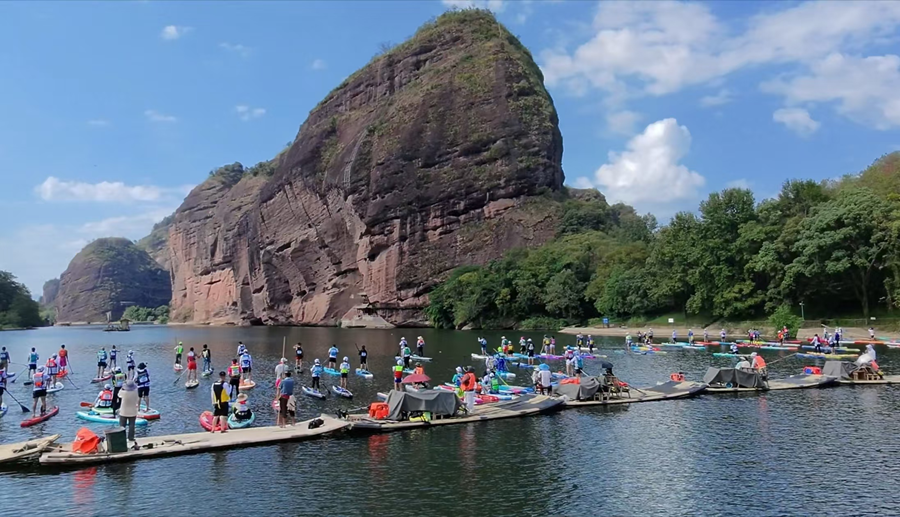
[461,372,476,392]
[753,356,767,369]
[33,372,44,389]
[99,390,113,401]
[46,358,57,368]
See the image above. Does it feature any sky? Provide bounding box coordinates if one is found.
[1,0,900,297]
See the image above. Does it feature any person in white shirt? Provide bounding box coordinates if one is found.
[274,358,287,380]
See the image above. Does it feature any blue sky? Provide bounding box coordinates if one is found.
[1,0,899,296]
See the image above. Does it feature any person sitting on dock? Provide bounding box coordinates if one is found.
[96,347,108,379]
[174,342,183,366]
[240,350,253,383]
[136,363,151,412]
[210,371,232,433]
[340,357,351,389]
[311,359,323,391]
[95,383,114,409]
[416,336,425,357]
[393,360,403,391]
[735,356,751,370]
[358,345,368,371]
[234,393,253,423]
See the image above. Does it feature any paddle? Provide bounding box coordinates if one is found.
[65,374,80,390]
[11,366,26,384]
[5,390,30,413]
[80,401,93,407]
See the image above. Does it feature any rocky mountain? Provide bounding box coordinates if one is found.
[136,214,175,270]
[55,238,172,323]
[41,278,60,306]
[166,9,565,326]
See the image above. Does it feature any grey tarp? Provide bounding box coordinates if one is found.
[385,390,462,421]
[702,367,766,388]
[552,377,601,400]
[822,361,855,379]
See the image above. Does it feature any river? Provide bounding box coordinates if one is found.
[1,326,898,516]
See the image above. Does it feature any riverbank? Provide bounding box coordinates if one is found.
[559,325,895,341]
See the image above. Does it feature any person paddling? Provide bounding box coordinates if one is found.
[58,345,68,372]
[118,381,140,448]
[174,342,184,366]
[95,383,114,409]
[0,367,7,409]
[210,371,232,433]
[27,348,39,375]
[240,350,253,383]
[416,336,425,357]
[311,359,323,391]
[401,343,412,369]
[327,345,339,370]
[393,360,403,392]
[201,344,212,374]
[32,366,47,415]
[228,359,242,396]
[294,342,304,370]
[110,345,118,369]
[96,347,108,378]
[275,358,287,381]
[126,350,136,379]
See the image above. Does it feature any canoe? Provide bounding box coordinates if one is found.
[227,411,256,429]
[40,416,350,467]
[199,411,227,431]
[185,380,200,389]
[705,374,837,393]
[77,411,148,426]
[46,382,64,394]
[302,386,326,400]
[347,394,565,433]
[564,381,708,407]
[174,364,183,372]
[238,380,256,391]
[355,369,374,379]
[21,406,60,428]
[0,434,61,465]
[331,386,353,399]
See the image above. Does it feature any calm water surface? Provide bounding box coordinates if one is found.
[1,326,898,516]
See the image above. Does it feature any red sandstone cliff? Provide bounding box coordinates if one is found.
[167,10,564,326]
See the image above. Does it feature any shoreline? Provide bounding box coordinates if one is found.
[559,325,891,341]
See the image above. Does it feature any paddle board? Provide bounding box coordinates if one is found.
[0,403,6,418]
[238,380,256,391]
[174,363,183,372]
[323,367,340,376]
[302,386,326,399]
[201,369,214,378]
[199,411,227,431]
[395,355,433,362]
[185,379,200,389]
[21,406,59,428]
[91,374,112,383]
[355,368,374,379]
[331,386,353,399]
[46,382,64,394]
[497,371,516,380]
[76,411,148,426]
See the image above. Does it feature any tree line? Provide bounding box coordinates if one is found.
[426,152,900,329]
[0,271,43,328]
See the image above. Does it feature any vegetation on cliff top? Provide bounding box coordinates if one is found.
[0,271,43,328]
[428,152,900,329]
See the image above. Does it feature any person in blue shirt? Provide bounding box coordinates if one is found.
[27,348,39,374]
[277,371,295,427]
[96,347,108,378]
[671,330,677,343]
[479,337,487,354]
[452,366,464,386]
[730,343,740,354]
[327,345,339,369]
[240,351,253,383]
[310,359,323,390]
[135,362,151,412]
[126,350,136,379]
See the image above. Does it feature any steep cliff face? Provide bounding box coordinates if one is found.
[55,238,172,323]
[167,10,564,326]
[41,278,60,306]
[136,214,174,270]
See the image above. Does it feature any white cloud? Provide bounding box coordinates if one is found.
[235,105,266,121]
[144,109,177,123]
[442,0,506,13]
[160,25,192,41]
[78,208,175,235]
[699,89,733,107]
[763,53,900,130]
[586,118,705,212]
[540,1,900,128]
[35,177,192,203]
[220,42,251,57]
[606,110,641,135]
[726,179,752,190]
[772,107,821,136]
[311,59,327,70]
[87,119,110,127]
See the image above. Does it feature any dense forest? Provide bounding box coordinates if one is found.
[427,152,900,330]
[0,271,44,328]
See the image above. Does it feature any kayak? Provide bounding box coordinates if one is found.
[174,364,183,372]
[323,368,340,376]
[46,382,64,394]
[77,411,148,426]
[199,411,227,431]
[21,406,59,428]
[302,386,326,399]
[355,368,374,379]
[185,380,200,389]
[331,386,353,399]
[91,374,112,383]
[201,369,214,378]
[238,380,256,391]
[228,411,256,429]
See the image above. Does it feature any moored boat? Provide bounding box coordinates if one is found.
[555,377,707,407]
[822,361,900,385]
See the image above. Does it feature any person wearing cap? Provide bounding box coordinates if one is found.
[32,365,48,414]
[735,356,751,370]
[237,342,246,357]
[95,383,114,409]
[393,360,404,391]
[277,371,294,427]
[527,338,536,365]
[416,336,425,357]
[211,371,232,433]
[339,357,351,389]
[275,358,287,380]
[112,367,126,415]
[118,380,140,445]
[227,359,242,396]
[126,350,136,378]
[531,365,541,389]
[311,359,323,391]
[135,362,151,412]
[358,345,368,371]
[294,342,304,370]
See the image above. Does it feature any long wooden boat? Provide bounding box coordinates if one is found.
[563,380,707,407]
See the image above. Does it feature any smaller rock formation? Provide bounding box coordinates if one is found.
[41,278,60,307]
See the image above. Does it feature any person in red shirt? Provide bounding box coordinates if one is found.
[186,347,198,384]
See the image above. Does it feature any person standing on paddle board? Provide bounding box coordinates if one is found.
[480,337,488,355]
[228,359,242,396]
[174,342,184,367]
[275,358,288,380]
[27,348,39,375]
[703,329,709,342]
[126,350,136,379]
[311,359,323,391]
[452,367,464,387]
[327,345,339,370]
[45,355,59,386]
[416,336,425,357]
[112,367,125,416]
[399,337,408,355]
[135,363,151,412]
[201,344,212,374]
[358,345,368,371]
[240,351,253,383]
[0,367,7,409]
[339,357,351,389]
[96,347,108,379]
[294,342,304,370]
[550,336,556,354]
[393,360,403,391]
[401,343,412,369]
[110,345,118,370]
[688,329,694,344]
[57,345,68,372]
[587,335,595,352]
[186,348,198,383]
[32,366,47,415]
[210,371,232,433]
[527,338,535,365]
[277,371,295,427]
[237,342,246,357]
[0,347,9,371]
